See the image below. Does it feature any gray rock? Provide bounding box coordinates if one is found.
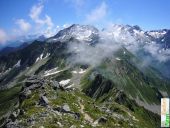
[27,116,35,125]
[70,125,76,128]
[39,96,49,107]
[98,116,107,124]
[19,89,32,102]
[53,104,80,120]
[23,89,31,97]
[51,81,60,90]
[39,111,49,117]
[53,104,71,113]
[5,121,20,128]
[27,84,42,90]
[11,109,20,119]
[74,112,81,120]
[62,104,70,112]
[25,75,45,88]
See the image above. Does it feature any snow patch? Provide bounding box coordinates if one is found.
[36,53,44,62]
[40,53,43,59]
[44,67,64,77]
[147,31,167,38]
[59,79,70,86]
[79,69,86,74]
[72,69,86,74]
[116,57,121,61]
[13,60,21,68]
[44,53,50,59]
[72,71,78,74]
[36,53,50,62]
[65,84,74,89]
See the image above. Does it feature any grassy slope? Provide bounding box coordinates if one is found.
[15,81,159,128]
[0,84,22,126]
[81,72,160,128]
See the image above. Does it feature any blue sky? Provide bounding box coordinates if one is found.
[0,0,170,44]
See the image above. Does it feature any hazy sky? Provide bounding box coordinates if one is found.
[0,0,170,44]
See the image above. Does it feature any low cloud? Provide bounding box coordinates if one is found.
[144,43,170,62]
[67,31,122,67]
[0,29,8,44]
[67,24,170,68]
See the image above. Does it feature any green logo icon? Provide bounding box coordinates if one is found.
[165,113,170,127]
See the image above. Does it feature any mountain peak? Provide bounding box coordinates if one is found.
[47,24,99,43]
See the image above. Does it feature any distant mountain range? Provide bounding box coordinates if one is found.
[0,24,169,128]
[0,34,47,50]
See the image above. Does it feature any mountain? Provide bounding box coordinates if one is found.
[0,24,169,128]
[0,34,47,51]
[0,47,17,55]
[101,24,170,78]
[0,43,29,56]
[47,24,99,44]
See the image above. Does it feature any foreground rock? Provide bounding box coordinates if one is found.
[39,95,49,107]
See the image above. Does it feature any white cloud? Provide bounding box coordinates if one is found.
[15,19,31,33]
[29,3,44,25]
[45,15,53,29]
[144,43,170,62]
[85,1,107,23]
[0,29,8,44]
[29,3,54,27]
[29,2,54,35]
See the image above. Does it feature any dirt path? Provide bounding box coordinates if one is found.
[78,98,94,123]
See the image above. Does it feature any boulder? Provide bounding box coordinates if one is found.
[98,116,107,124]
[62,104,70,112]
[53,104,80,119]
[39,96,49,107]
[53,104,70,113]
[74,112,81,120]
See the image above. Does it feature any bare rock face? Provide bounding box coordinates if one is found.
[25,75,44,87]
[5,119,20,128]
[51,80,60,90]
[19,75,46,103]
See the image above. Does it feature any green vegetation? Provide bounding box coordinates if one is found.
[0,84,22,126]
[53,69,72,81]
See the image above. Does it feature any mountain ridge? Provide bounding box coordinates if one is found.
[0,24,170,128]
